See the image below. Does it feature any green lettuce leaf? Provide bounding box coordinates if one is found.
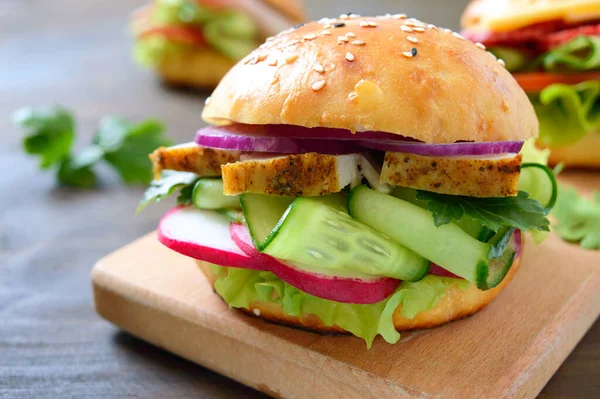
[552,186,600,250]
[211,265,469,348]
[135,0,259,65]
[533,80,600,148]
[543,36,600,72]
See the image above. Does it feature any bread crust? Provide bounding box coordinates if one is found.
[260,0,304,23]
[196,247,522,335]
[547,133,600,168]
[202,16,537,144]
[461,0,600,32]
[157,48,236,89]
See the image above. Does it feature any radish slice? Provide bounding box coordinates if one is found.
[428,263,462,279]
[158,207,267,270]
[230,223,401,304]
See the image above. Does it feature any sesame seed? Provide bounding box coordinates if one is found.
[321,30,331,36]
[346,32,356,38]
[205,96,211,105]
[369,21,378,27]
[243,57,251,65]
[314,64,325,73]
[452,32,465,40]
[333,22,346,28]
[393,14,407,19]
[411,47,418,56]
[428,24,437,29]
[267,56,278,66]
[475,42,486,50]
[360,21,369,27]
[349,13,360,19]
[406,35,418,43]
[266,36,275,42]
[401,51,414,58]
[443,28,452,33]
[287,39,300,46]
[253,308,261,316]
[284,54,299,63]
[303,34,316,40]
[401,25,414,32]
[312,80,326,91]
[337,36,349,42]
[345,52,355,62]
[325,62,336,71]
[413,27,426,32]
[340,14,350,20]
[498,59,506,67]
[352,40,366,45]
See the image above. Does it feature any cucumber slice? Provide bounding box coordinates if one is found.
[393,186,493,242]
[240,193,294,250]
[263,195,429,282]
[193,179,240,209]
[454,217,496,242]
[217,208,245,224]
[348,185,514,290]
[519,163,557,214]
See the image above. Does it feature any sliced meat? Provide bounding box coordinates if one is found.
[381,152,522,198]
[150,143,240,179]
[221,153,359,196]
[539,24,600,50]
[462,20,599,50]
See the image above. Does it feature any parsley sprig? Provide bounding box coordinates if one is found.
[416,190,550,233]
[552,186,600,250]
[13,106,172,188]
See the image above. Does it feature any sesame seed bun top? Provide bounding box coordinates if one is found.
[202,15,538,144]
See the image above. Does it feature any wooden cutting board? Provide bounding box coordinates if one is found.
[92,172,600,399]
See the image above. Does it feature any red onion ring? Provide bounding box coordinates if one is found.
[195,126,362,154]
[358,140,524,156]
[195,125,525,157]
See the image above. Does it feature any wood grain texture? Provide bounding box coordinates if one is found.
[92,173,600,399]
[1,0,599,398]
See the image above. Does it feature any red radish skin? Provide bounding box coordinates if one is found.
[428,263,462,279]
[158,207,267,270]
[230,223,401,304]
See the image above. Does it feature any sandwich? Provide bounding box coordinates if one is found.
[461,0,600,167]
[131,0,304,88]
[139,14,556,347]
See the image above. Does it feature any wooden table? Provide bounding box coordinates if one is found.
[1,1,598,397]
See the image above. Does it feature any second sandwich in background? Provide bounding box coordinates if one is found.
[131,0,304,89]
[461,0,600,168]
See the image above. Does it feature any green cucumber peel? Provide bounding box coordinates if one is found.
[520,163,558,214]
[192,178,240,210]
[240,193,295,251]
[349,186,518,290]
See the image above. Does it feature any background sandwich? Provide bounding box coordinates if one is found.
[140,14,556,347]
[131,0,304,88]
[461,0,600,167]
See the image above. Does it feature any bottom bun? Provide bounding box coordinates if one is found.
[157,48,236,89]
[548,133,600,168]
[196,250,521,335]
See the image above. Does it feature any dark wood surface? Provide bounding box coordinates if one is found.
[0,1,598,398]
